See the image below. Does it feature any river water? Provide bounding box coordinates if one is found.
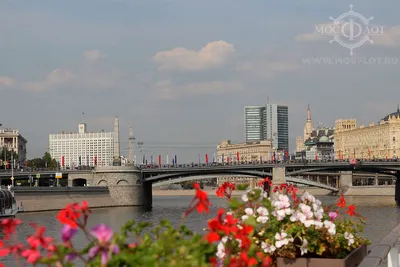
[3,195,400,265]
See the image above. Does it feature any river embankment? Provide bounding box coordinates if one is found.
[13,187,120,212]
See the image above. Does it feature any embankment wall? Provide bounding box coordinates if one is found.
[13,187,120,212]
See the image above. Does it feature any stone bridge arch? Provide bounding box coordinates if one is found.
[117,179,129,185]
[144,170,272,184]
[98,180,108,186]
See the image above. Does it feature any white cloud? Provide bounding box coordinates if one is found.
[295,23,400,47]
[0,50,121,92]
[83,50,104,63]
[0,76,16,87]
[374,26,400,46]
[153,41,235,72]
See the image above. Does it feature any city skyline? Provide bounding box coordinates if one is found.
[1,1,400,162]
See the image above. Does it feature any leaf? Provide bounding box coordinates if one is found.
[236,184,249,191]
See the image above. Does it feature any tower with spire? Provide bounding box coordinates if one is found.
[303,104,314,141]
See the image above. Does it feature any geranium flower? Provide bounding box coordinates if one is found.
[216,182,235,199]
[336,194,346,208]
[344,232,355,246]
[347,205,356,216]
[61,224,77,243]
[89,224,119,265]
[329,211,338,220]
[57,204,82,228]
[242,208,254,221]
[0,218,22,240]
[275,231,292,248]
[261,241,276,254]
[323,220,336,235]
[300,238,308,255]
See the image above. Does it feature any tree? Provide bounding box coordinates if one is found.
[27,152,58,169]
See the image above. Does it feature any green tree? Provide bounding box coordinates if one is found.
[27,152,58,169]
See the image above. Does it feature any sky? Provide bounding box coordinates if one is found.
[1,0,400,162]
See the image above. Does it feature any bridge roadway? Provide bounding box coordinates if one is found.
[152,174,339,192]
[1,161,400,180]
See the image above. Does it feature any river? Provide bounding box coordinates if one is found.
[3,195,400,265]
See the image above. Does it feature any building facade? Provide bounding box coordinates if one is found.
[49,123,114,168]
[244,104,289,151]
[0,129,28,165]
[216,139,273,162]
[296,105,314,152]
[334,108,400,160]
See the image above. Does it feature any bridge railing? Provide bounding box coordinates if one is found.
[358,223,400,267]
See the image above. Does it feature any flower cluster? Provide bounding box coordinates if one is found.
[208,180,370,266]
[0,180,369,267]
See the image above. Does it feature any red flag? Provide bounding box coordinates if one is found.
[61,156,65,167]
[94,156,97,166]
[316,155,318,161]
[227,156,230,163]
[25,160,29,167]
[205,154,209,163]
[286,150,289,157]
[158,155,161,165]
[236,152,240,161]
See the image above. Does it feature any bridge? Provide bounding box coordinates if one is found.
[152,174,339,192]
[1,161,400,209]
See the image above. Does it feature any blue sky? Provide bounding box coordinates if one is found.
[1,0,400,161]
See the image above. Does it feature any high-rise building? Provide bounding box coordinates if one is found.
[0,128,27,165]
[49,122,115,168]
[244,104,289,151]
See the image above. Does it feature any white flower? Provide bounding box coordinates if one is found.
[242,208,254,221]
[344,232,355,246]
[275,231,292,248]
[257,207,269,216]
[216,242,225,259]
[300,238,308,255]
[241,193,248,202]
[257,216,269,223]
[323,220,336,235]
[261,241,276,254]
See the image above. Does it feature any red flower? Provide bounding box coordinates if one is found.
[206,208,239,243]
[57,203,82,228]
[0,218,22,240]
[257,177,272,187]
[216,182,236,199]
[183,183,211,217]
[194,183,211,213]
[229,252,258,266]
[336,194,346,208]
[20,247,41,264]
[347,205,356,216]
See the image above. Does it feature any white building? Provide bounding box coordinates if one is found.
[49,122,114,168]
[0,128,28,165]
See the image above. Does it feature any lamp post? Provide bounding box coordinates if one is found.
[11,149,14,187]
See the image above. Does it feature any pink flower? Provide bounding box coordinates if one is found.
[329,212,338,220]
[89,224,119,265]
[61,224,77,243]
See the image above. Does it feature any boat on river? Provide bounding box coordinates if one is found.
[0,188,22,218]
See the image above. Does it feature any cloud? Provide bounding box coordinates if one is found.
[0,50,121,92]
[153,41,235,72]
[0,76,16,87]
[83,50,104,63]
[295,23,400,47]
[374,26,400,46]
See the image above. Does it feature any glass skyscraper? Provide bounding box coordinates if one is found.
[244,104,289,151]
